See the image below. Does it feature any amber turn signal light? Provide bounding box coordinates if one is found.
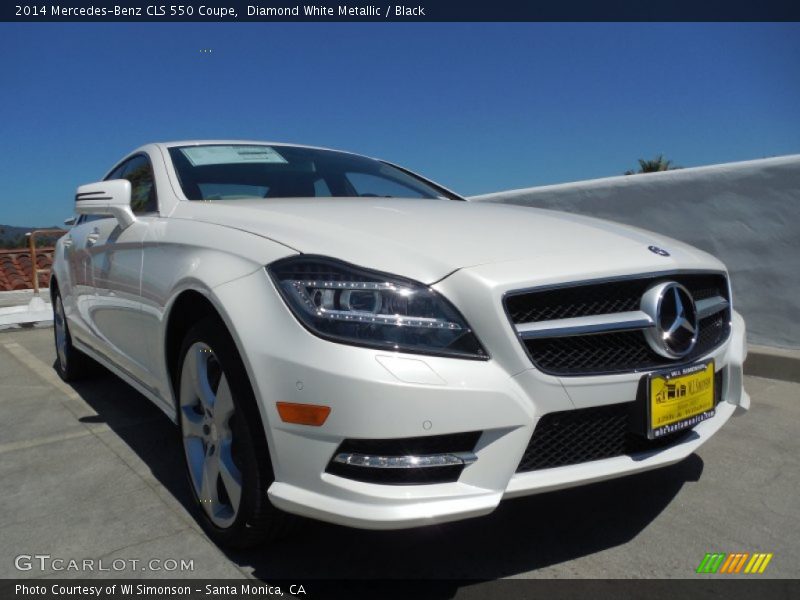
[276,402,331,426]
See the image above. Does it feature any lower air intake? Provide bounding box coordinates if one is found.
[516,370,723,472]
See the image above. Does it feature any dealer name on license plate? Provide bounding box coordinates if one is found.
[648,361,715,439]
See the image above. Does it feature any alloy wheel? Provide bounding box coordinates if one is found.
[54,296,68,370]
[179,342,243,529]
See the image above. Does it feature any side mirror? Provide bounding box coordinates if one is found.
[75,179,136,229]
[64,216,76,227]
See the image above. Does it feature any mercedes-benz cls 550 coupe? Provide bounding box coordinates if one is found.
[51,141,749,547]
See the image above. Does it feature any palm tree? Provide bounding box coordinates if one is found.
[624,155,681,175]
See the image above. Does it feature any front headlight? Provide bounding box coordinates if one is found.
[268,256,488,360]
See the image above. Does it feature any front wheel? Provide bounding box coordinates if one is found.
[53,291,92,381]
[176,317,291,548]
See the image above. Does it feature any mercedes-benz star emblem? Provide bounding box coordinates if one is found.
[648,245,670,257]
[641,281,699,359]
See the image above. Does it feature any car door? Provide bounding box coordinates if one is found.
[85,154,153,385]
[61,214,109,343]
[61,161,127,344]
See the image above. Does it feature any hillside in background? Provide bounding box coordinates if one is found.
[0,224,64,249]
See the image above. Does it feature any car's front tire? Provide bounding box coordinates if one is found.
[176,317,291,548]
[53,291,92,382]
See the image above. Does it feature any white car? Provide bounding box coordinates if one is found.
[52,141,749,547]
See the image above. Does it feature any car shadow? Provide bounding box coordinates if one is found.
[65,363,199,515]
[229,456,703,580]
[64,362,704,592]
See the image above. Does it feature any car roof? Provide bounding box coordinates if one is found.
[151,140,363,156]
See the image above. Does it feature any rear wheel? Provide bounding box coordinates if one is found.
[53,292,91,381]
[176,317,291,548]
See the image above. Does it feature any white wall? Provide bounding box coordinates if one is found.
[472,155,800,350]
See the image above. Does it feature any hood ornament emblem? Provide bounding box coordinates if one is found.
[641,282,699,359]
[648,245,670,257]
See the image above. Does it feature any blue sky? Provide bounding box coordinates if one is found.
[1,22,799,226]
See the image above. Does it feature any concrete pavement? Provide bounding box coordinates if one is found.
[0,327,244,580]
[0,327,797,585]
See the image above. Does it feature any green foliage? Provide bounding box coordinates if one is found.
[624,154,682,175]
[0,226,62,249]
[0,236,28,250]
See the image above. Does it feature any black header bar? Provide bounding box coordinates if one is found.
[4,0,800,22]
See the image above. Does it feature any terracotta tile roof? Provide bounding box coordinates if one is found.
[0,247,55,291]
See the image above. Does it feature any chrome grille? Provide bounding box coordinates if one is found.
[505,272,731,376]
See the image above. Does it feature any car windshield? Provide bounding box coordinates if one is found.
[168,144,461,201]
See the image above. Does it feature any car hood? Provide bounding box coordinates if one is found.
[170,198,723,283]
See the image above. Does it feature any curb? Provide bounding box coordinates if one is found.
[0,296,53,328]
[745,344,800,383]
[0,288,51,308]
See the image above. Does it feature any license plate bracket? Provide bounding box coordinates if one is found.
[646,360,716,439]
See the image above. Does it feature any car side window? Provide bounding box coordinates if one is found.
[107,163,126,180]
[121,155,158,214]
[345,172,427,198]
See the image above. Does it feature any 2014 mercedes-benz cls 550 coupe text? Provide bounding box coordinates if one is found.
[51,141,749,547]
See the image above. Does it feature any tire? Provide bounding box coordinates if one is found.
[53,291,92,382]
[176,316,291,548]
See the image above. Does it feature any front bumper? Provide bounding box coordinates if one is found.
[213,269,749,530]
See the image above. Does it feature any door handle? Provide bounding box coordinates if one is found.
[63,235,73,248]
[86,233,100,247]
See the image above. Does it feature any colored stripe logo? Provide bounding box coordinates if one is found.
[696,552,773,574]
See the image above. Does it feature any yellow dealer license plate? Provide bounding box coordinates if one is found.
[648,361,715,439]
